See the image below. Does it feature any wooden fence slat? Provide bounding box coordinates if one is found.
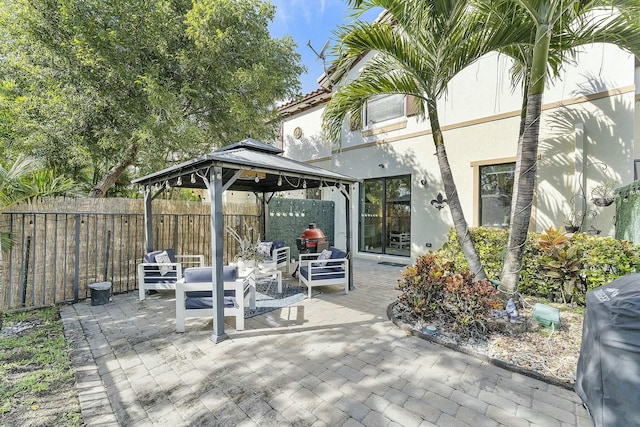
[1,197,259,311]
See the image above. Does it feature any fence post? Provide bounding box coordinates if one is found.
[104,230,111,282]
[173,214,178,253]
[74,214,81,302]
[21,236,31,307]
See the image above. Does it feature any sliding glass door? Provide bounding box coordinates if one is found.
[360,175,411,256]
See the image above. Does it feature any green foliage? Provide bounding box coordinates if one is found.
[439,227,541,285]
[397,252,501,339]
[439,226,640,305]
[1,155,80,253]
[615,182,640,243]
[0,0,304,195]
[572,233,640,291]
[537,227,583,304]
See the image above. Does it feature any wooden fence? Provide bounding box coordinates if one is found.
[0,197,260,311]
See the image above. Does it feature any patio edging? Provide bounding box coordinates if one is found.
[386,301,575,391]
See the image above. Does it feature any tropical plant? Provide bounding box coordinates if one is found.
[537,227,583,304]
[0,159,79,249]
[397,252,501,339]
[590,178,619,206]
[0,156,79,254]
[440,226,640,303]
[486,0,640,296]
[323,0,530,281]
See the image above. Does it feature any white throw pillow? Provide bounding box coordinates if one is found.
[312,249,332,267]
[155,251,173,276]
[257,241,273,257]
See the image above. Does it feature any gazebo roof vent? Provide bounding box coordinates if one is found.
[215,138,283,155]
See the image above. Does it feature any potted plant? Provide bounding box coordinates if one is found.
[226,225,265,271]
[591,179,618,207]
[563,210,583,233]
[563,206,598,233]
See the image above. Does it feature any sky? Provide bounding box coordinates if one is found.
[268,0,381,95]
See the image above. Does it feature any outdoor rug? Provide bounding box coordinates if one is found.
[244,276,317,318]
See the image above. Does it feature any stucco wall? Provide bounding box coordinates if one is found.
[280,43,637,263]
[282,104,331,161]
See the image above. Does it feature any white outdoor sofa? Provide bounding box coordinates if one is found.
[137,249,205,301]
[175,266,256,332]
[298,246,349,298]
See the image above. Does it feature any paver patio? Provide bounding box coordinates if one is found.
[60,259,593,426]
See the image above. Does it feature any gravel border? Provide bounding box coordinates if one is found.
[387,301,576,391]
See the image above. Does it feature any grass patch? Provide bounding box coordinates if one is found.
[0,307,82,426]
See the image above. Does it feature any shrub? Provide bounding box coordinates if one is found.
[537,227,583,304]
[397,252,501,339]
[572,233,640,291]
[439,227,543,294]
[437,226,640,305]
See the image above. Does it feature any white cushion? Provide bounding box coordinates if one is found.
[155,251,173,276]
[257,241,273,257]
[313,249,332,267]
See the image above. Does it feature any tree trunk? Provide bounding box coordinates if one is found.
[427,100,487,281]
[89,145,138,198]
[499,23,550,296]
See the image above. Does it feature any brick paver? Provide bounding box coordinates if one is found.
[61,259,593,426]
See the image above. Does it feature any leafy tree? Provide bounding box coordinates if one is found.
[0,0,304,196]
[323,0,526,281]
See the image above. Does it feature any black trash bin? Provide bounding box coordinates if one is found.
[88,282,112,306]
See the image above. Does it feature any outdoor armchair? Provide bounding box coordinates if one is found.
[175,266,256,332]
[257,240,291,273]
[298,246,349,298]
[137,249,205,301]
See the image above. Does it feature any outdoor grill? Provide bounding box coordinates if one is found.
[295,223,328,254]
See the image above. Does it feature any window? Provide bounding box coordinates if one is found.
[359,175,411,256]
[479,163,515,228]
[365,94,405,126]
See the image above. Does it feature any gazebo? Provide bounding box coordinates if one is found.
[132,138,359,342]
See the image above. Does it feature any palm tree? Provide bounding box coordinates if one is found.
[323,0,528,280]
[492,0,640,296]
[0,155,78,257]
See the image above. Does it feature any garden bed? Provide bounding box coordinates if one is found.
[390,297,584,389]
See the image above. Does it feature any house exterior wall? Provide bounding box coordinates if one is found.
[280,43,637,264]
[282,104,332,161]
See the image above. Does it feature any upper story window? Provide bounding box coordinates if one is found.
[365,94,405,127]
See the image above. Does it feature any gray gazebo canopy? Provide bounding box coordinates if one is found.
[133,138,358,343]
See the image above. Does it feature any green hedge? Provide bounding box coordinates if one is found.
[437,227,640,303]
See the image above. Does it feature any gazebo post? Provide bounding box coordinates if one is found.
[209,166,228,343]
[343,184,354,291]
[143,186,153,253]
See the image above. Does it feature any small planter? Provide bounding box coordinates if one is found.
[565,226,579,233]
[591,197,614,207]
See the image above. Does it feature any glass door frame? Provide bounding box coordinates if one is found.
[359,175,411,256]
